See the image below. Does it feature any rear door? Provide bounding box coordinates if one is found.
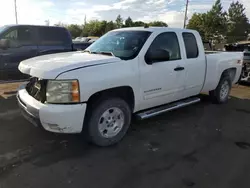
[0,26,38,81]
[181,32,206,97]
[37,27,72,55]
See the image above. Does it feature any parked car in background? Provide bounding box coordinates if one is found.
[17,27,243,146]
[73,37,88,42]
[73,41,92,51]
[88,38,98,43]
[72,36,98,52]
[0,25,90,81]
[73,37,82,41]
[73,36,99,43]
[87,36,99,42]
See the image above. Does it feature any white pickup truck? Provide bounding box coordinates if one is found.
[17,27,243,146]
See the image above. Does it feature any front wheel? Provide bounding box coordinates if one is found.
[209,74,232,104]
[86,98,131,146]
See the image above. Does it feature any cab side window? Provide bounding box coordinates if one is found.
[146,32,181,63]
[3,27,33,48]
[182,32,199,58]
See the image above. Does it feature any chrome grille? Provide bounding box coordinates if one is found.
[26,77,47,103]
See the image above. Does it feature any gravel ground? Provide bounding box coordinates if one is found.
[0,83,250,188]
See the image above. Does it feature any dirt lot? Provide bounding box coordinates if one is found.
[1,83,250,188]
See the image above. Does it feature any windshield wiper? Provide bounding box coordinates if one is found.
[93,51,114,56]
[82,49,92,54]
[82,50,114,57]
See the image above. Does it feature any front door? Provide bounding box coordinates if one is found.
[0,26,38,81]
[139,32,186,110]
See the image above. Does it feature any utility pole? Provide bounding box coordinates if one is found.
[14,0,18,24]
[183,0,189,28]
[84,15,87,25]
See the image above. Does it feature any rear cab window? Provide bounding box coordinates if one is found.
[38,27,70,45]
[182,32,199,58]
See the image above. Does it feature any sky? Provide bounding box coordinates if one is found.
[0,0,250,28]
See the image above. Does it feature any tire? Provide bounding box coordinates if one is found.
[86,98,131,146]
[209,74,232,104]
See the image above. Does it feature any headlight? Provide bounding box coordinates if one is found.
[46,80,80,103]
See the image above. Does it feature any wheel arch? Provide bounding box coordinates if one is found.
[209,68,234,104]
[219,67,236,84]
[86,86,135,112]
[211,67,237,90]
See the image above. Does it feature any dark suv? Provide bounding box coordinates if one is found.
[0,25,77,81]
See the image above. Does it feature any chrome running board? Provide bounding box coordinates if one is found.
[136,97,200,120]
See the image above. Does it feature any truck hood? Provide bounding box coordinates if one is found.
[19,51,121,79]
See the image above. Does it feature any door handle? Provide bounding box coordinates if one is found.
[174,66,185,71]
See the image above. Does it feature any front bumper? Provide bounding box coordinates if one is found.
[17,84,87,133]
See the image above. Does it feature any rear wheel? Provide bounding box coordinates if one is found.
[209,74,232,104]
[86,98,131,146]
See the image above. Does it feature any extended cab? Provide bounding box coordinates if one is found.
[0,25,91,81]
[17,27,243,146]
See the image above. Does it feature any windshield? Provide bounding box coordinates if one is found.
[87,30,151,60]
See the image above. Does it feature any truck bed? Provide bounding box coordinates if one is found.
[205,51,221,54]
[202,51,243,92]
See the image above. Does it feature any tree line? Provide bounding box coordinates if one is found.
[187,0,250,43]
[55,15,168,38]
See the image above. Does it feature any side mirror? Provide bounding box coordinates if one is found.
[0,39,10,50]
[145,49,170,65]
